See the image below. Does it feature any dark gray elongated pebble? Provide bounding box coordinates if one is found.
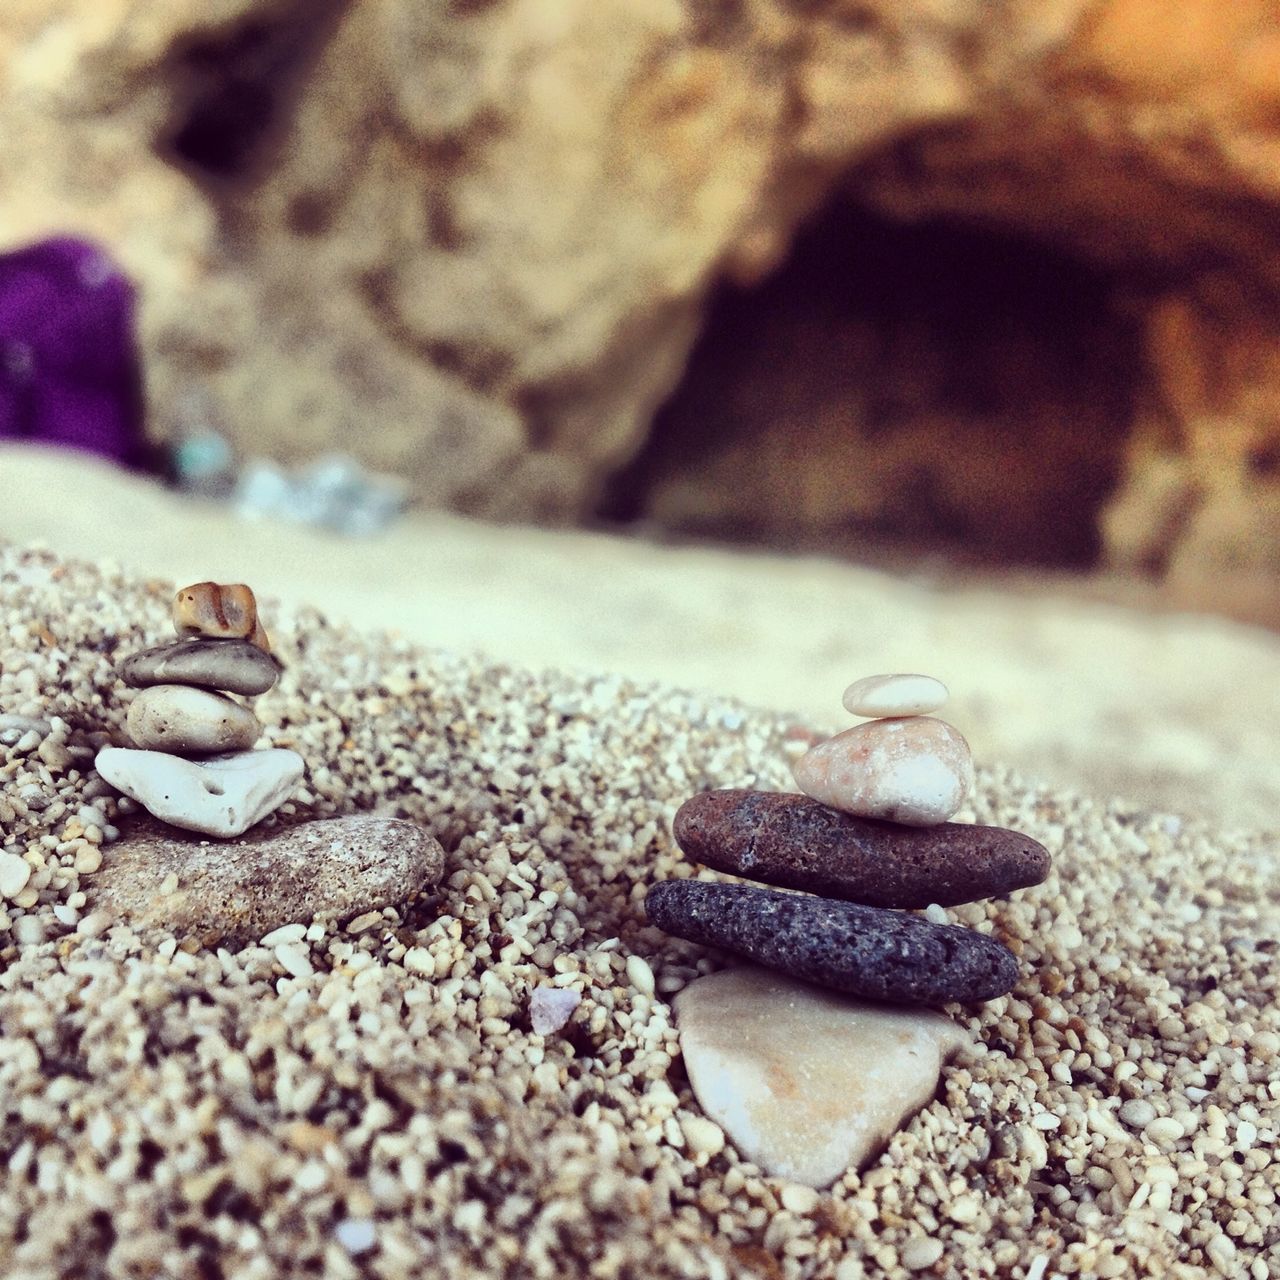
[120,638,283,696]
[674,789,1050,908]
[646,880,1019,1005]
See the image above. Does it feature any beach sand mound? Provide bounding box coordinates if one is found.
[1,544,1277,1278]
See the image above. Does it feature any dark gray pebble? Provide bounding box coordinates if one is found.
[646,879,1020,1005]
[120,638,282,696]
[674,789,1050,908]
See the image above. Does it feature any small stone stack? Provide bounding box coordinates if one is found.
[647,672,1050,1006]
[95,582,305,838]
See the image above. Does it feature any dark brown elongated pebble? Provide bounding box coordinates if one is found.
[674,789,1050,908]
[120,638,283,696]
[646,880,1019,1005]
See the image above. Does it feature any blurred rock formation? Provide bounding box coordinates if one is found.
[2,0,1280,615]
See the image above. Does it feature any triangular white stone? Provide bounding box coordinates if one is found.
[675,967,968,1187]
[95,747,304,838]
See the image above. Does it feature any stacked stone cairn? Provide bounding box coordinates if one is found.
[94,582,305,838]
[647,673,1051,1005]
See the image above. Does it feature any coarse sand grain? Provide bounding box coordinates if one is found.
[1,543,1278,1279]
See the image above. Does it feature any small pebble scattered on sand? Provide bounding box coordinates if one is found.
[95,746,305,838]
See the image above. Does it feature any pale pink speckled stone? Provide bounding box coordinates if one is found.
[675,968,968,1187]
[792,716,974,826]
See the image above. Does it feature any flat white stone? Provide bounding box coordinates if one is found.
[792,716,973,825]
[95,746,304,837]
[127,684,260,754]
[842,673,948,719]
[529,986,581,1035]
[676,968,967,1187]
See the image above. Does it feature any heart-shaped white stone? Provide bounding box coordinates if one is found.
[95,747,304,838]
[675,967,968,1187]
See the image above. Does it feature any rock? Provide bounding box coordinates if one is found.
[120,637,283,696]
[94,746,303,838]
[529,986,582,1036]
[842,673,947,719]
[126,684,261,754]
[793,717,974,826]
[674,968,968,1186]
[10,2,1280,614]
[646,880,1019,1005]
[173,581,270,651]
[89,815,444,945]
[673,790,1049,908]
[0,851,32,900]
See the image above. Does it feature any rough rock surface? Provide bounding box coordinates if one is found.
[95,745,304,837]
[4,2,1280,598]
[121,637,282,696]
[675,967,969,1187]
[674,790,1050,908]
[646,880,1020,1004]
[91,814,444,944]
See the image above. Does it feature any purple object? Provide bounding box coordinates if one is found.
[0,236,146,467]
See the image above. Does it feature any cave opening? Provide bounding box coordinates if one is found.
[159,1,348,185]
[601,200,1145,570]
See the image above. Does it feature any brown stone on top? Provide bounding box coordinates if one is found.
[674,789,1050,908]
[173,582,271,651]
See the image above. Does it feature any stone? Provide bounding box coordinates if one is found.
[673,790,1049,908]
[120,637,283,696]
[529,986,582,1036]
[842,673,948,719]
[173,581,270,651]
[0,851,32,899]
[793,717,974,826]
[94,746,303,838]
[89,814,444,945]
[126,684,261,754]
[646,880,1019,1005]
[674,968,968,1186]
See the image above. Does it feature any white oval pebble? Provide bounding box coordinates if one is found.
[900,1237,944,1270]
[127,684,260,755]
[793,717,974,826]
[334,1219,376,1255]
[626,953,656,997]
[780,1184,819,1215]
[679,1113,725,1157]
[0,852,32,900]
[1144,1116,1184,1145]
[842,673,948,719]
[1119,1098,1156,1128]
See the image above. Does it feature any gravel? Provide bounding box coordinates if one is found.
[1,542,1278,1278]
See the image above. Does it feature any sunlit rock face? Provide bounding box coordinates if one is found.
[4,0,1280,613]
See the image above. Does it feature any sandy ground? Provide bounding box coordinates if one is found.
[3,443,1279,831]
[2,545,1278,1279]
